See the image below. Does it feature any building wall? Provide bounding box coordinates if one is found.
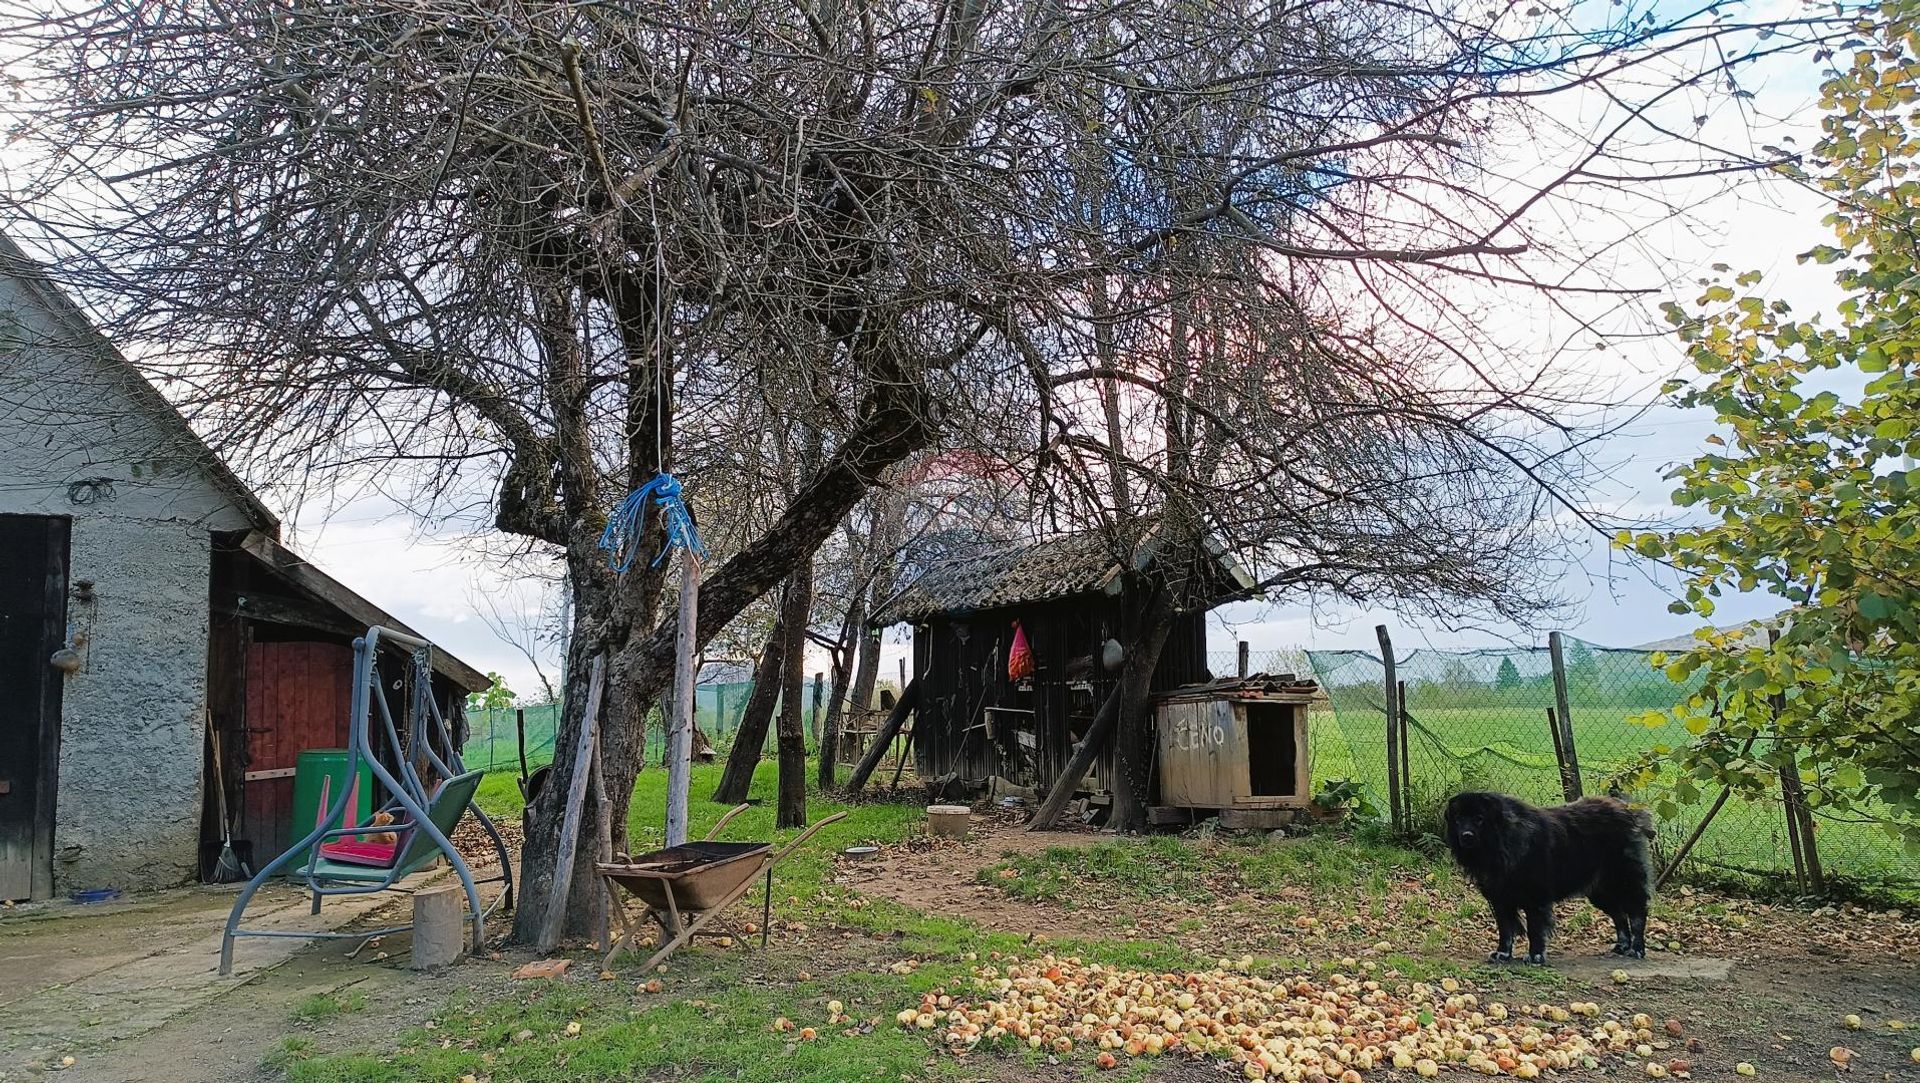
[911,596,1211,793]
[0,270,255,894]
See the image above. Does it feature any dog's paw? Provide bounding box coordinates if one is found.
[1487,951,1514,963]
[1523,952,1548,965]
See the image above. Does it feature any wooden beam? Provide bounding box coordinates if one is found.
[215,592,363,638]
[1028,683,1121,831]
[234,531,490,692]
[537,654,605,954]
[842,678,920,794]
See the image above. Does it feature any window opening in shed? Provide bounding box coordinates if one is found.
[1244,703,1299,797]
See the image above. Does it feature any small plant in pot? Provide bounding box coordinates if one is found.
[1309,778,1379,823]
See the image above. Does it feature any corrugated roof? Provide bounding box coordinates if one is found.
[871,525,1254,625]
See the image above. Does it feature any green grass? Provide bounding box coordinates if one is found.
[1310,703,1917,899]
[292,991,366,1022]
[285,760,1222,1082]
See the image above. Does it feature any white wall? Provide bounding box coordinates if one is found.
[0,272,255,894]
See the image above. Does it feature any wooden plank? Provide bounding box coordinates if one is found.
[1220,808,1293,830]
[1376,626,1401,832]
[665,556,700,848]
[842,679,920,793]
[1547,632,1583,799]
[538,653,605,953]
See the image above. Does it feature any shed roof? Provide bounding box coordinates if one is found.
[236,531,492,693]
[872,525,1253,625]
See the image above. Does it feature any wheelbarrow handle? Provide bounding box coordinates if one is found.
[705,803,752,841]
[770,811,850,865]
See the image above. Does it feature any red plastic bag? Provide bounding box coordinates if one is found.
[1008,621,1035,681]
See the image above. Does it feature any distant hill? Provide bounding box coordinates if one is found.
[1633,617,1778,653]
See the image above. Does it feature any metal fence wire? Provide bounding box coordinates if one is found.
[1304,636,1917,898]
[462,679,761,774]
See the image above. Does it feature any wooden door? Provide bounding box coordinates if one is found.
[241,641,354,861]
[0,515,69,901]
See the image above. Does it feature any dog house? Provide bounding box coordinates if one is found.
[1153,675,1318,827]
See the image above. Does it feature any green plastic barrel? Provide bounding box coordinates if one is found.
[287,749,372,870]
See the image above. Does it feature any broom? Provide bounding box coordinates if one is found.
[207,713,251,882]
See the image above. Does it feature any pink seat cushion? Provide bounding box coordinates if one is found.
[318,837,403,867]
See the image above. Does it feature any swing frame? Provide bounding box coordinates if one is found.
[218,626,514,975]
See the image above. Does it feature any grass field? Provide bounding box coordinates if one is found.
[1308,701,1916,898]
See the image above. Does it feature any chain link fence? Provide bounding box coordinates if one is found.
[1303,635,1917,899]
[461,675,909,774]
[462,679,760,773]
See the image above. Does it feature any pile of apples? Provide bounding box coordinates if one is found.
[897,954,1644,1079]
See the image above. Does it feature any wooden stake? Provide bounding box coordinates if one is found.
[1547,632,1583,799]
[1376,626,1400,833]
[589,726,615,951]
[537,653,605,954]
[666,552,701,848]
[1236,641,1249,679]
[1396,678,1411,824]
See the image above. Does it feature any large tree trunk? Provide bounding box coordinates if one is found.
[513,372,932,945]
[713,616,787,803]
[1109,581,1176,833]
[776,563,813,827]
[818,590,865,789]
[847,624,882,731]
[510,547,640,945]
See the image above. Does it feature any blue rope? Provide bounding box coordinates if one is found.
[598,472,708,573]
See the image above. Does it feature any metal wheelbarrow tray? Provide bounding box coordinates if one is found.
[595,804,846,973]
[599,842,772,911]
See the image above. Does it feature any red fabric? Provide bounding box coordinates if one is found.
[318,838,401,867]
[1008,621,1035,681]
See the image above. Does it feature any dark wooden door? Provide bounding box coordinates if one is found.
[241,641,354,861]
[0,515,69,901]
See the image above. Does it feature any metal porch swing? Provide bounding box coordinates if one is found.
[219,626,513,975]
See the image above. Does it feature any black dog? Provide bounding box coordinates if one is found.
[1444,791,1655,965]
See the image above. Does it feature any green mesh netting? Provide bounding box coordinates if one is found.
[1305,638,1916,896]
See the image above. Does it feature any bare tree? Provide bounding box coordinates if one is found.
[0,0,1847,922]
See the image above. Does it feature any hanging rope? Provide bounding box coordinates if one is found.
[599,472,708,573]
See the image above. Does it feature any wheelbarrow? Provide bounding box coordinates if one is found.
[596,804,848,972]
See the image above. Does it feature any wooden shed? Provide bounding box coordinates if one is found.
[870,525,1253,800]
[0,231,486,900]
[1153,675,1320,828]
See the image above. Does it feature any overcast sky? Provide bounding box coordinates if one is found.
[254,24,1841,699]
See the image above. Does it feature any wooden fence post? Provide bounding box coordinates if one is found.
[1237,641,1250,679]
[664,555,701,849]
[1547,632,1584,799]
[1396,678,1411,824]
[1376,625,1401,833]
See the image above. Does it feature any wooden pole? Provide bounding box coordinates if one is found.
[1029,684,1122,831]
[842,678,919,794]
[514,707,531,797]
[898,656,908,691]
[1396,678,1411,824]
[666,554,702,849]
[537,653,605,953]
[1547,632,1583,799]
[1376,625,1401,833]
[810,671,825,743]
[588,728,614,951]
[1236,641,1249,679]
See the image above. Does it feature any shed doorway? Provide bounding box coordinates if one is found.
[0,514,69,901]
